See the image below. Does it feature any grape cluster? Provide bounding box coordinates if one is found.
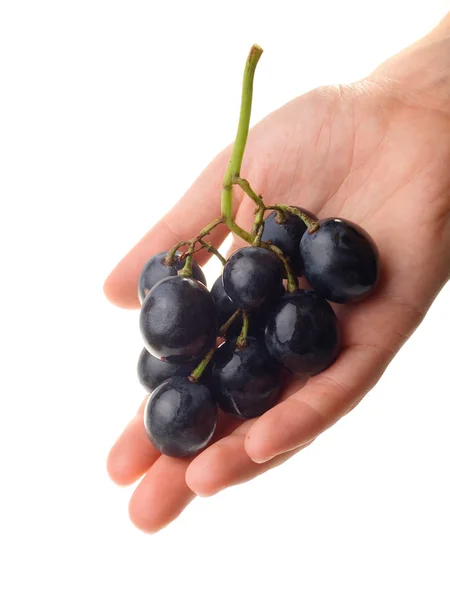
[136,212,379,458]
[125,44,380,459]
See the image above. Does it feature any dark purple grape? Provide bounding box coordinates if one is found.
[210,336,282,419]
[300,218,379,303]
[137,348,198,392]
[222,247,283,311]
[210,275,237,325]
[144,376,217,457]
[140,276,218,363]
[211,276,283,338]
[265,290,340,376]
[261,206,317,275]
[138,251,206,303]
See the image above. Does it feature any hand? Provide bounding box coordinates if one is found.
[104,26,450,533]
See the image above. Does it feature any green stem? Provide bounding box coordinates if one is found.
[232,176,266,238]
[219,309,241,337]
[199,240,227,266]
[265,243,298,292]
[177,252,193,278]
[167,217,224,268]
[189,347,216,382]
[252,219,264,245]
[274,209,287,224]
[165,241,187,266]
[227,221,254,244]
[196,217,224,239]
[233,176,264,210]
[252,207,266,238]
[221,44,263,238]
[236,311,249,348]
[266,204,320,233]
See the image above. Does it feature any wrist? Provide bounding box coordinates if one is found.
[369,13,450,117]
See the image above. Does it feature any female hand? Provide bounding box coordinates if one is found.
[104,17,450,533]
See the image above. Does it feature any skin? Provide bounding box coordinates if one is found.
[104,16,450,533]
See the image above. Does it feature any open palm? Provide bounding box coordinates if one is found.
[105,79,450,532]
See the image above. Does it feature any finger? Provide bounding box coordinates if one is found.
[184,362,309,496]
[127,414,243,532]
[186,418,311,497]
[129,455,194,534]
[106,392,238,488]
[104,150,233,309]
[244,292,422,464]
[106,397,160,486]
[185,377,308,495]
[245,344,387,464]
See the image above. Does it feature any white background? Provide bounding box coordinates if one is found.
[1,1,450,599]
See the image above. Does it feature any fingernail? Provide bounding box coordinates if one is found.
[195,490,215,498]
[250,454,275,464]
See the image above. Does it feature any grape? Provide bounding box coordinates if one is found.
[137,348,198,392]
[210,275,283,338]
[300,218,379,303]
[144,376,217,457]
[210,275,237,325]
[140,276,218,363]
[222,247,283,310]
[138,251,206,303]
[261,206,317,275]
[265,290,340,375]
[210,336,282,419]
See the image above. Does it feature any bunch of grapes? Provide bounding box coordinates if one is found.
[133,45,379,458]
